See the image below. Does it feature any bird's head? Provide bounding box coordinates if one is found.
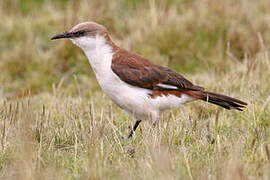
[51,21,108,50]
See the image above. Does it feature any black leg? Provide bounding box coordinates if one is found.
[128,120,142,138]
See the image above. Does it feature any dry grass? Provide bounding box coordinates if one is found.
[0,0,270,179]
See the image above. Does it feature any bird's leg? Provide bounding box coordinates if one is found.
[128,120,142,138]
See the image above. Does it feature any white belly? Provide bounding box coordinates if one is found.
[97,72,194,121]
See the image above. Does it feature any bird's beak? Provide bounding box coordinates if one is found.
[51,32,73,40]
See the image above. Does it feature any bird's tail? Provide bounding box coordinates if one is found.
[186,90,247,111]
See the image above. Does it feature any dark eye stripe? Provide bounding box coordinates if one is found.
[73,30,85,37]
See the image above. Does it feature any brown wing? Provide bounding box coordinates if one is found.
[111,49,247,111]
[111,49,203,91]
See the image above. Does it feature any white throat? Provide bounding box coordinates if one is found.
[71,35,113,78]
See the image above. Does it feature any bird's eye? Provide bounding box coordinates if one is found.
[73,31,85,37]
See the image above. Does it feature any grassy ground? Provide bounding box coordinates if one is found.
[1,0,270,179]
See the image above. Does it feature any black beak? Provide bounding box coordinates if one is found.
[51,32,73,40]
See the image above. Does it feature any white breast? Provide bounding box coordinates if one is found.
[71,35,195,122]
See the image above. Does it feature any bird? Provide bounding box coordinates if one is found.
[51,21,247,138]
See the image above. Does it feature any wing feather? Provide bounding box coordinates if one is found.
[111,49,202,91]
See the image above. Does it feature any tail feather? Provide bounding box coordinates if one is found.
[185,90,247,111]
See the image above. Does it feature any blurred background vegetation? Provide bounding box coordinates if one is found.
[0,0,270,179]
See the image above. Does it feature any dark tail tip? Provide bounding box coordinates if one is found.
[203,91,247,111]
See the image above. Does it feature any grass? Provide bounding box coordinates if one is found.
[0,0,270,179]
